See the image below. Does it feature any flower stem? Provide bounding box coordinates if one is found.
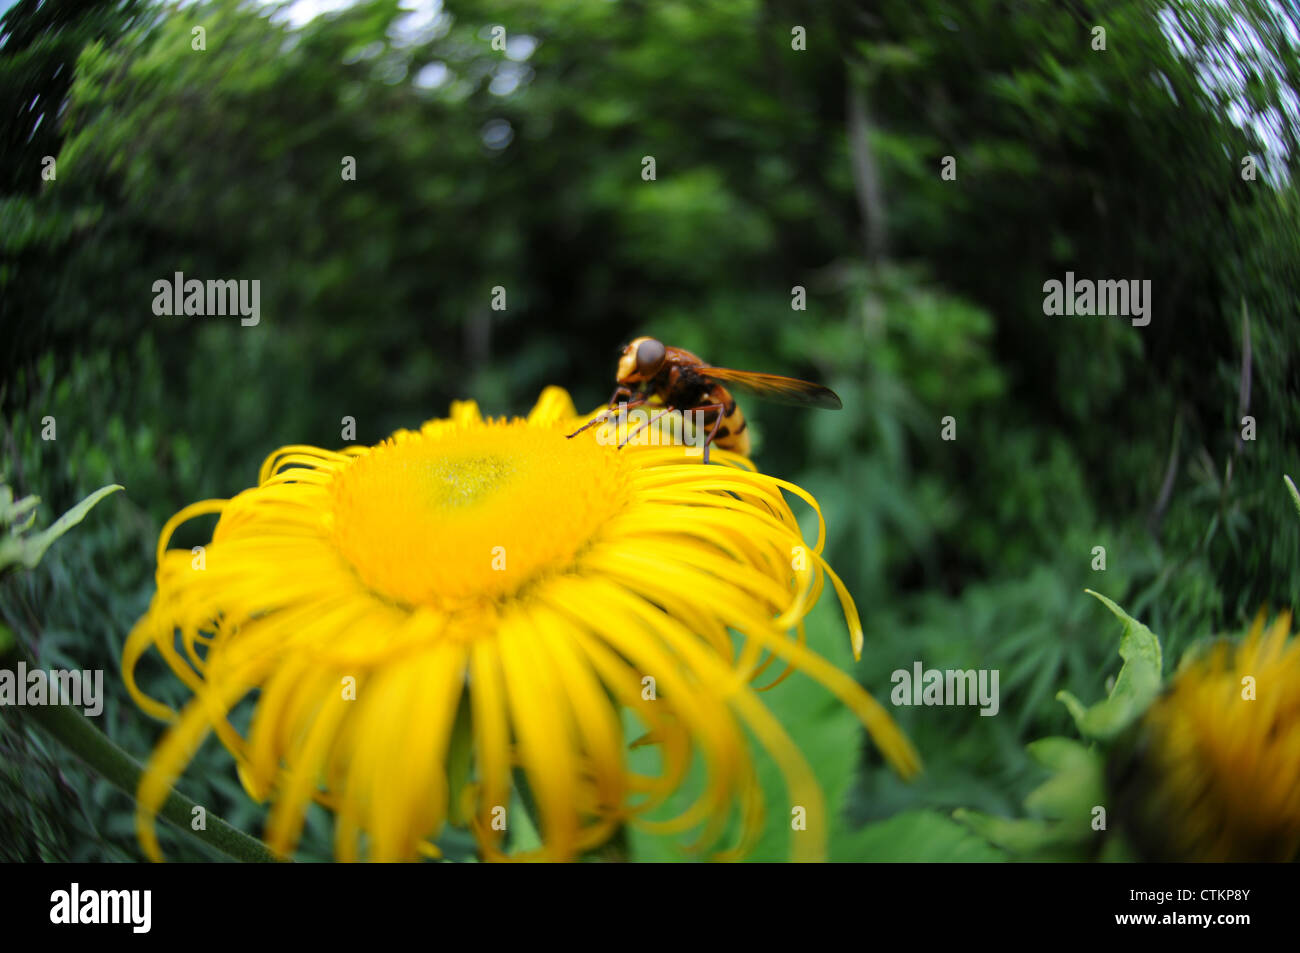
[0,622,279,863]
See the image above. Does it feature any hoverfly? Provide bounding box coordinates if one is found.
[567,336,842,462]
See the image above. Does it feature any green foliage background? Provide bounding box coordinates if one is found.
[1,0,1297,861]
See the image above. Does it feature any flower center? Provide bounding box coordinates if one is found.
[329,420,631,609]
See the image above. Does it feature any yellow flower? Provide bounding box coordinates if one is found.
[124,387,918,861]
[1120,610,1300,862]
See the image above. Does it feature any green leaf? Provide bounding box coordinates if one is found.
[0,484,123,573]
[23,484,124,567]
[836,810,1006,862]
[1021,738,1104,821]
[954,738,1105,857]
[444,694,474,826]
[1285,474,1300,519]
[951,809,1060,855]
[0,486,41,529]
[1057,590,1162,741]
[509,787,543,853]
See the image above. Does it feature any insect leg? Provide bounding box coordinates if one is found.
[694,402,727,464]
[566,386,641,439]
[619,405,676,449]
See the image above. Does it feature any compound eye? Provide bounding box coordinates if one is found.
[636,338,666,375]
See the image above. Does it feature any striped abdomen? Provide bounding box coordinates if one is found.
[704,384,750,456]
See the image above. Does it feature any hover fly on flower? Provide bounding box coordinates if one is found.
[568,336,842,461]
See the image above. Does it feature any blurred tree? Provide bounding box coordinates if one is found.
[0,0,143,389]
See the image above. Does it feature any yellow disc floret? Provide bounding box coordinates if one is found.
[330,420,631,610]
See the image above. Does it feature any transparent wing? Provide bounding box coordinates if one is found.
[698,366,842,410]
